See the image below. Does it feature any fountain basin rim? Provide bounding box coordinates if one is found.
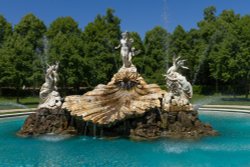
[202,105,250,109]
[198,108,250,114]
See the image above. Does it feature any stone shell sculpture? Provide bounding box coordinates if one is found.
[62,68,165,125]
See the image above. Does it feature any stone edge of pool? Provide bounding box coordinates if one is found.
[0,105,250,118]
[198,105,250,114]
[0,108,36,118]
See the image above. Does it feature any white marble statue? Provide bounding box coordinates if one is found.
[38,62,62,109]
[163,56,193,106]
[115,32,139,71]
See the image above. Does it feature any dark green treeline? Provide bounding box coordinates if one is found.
[0,7,249,100]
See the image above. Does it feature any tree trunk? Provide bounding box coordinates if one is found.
[246,75,250,99]
[215,79,219,93]
[16,85,20,104]
[245,83,249,99]
[16,78,22,104]
[233,85,236,99]
[74,84,80,94]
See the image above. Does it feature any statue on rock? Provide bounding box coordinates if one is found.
[18,62,76,137]
[163,56,193,110]
[115,31,140,72]
[38,62,62,109]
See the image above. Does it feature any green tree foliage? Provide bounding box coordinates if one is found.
[130,32,145,73]
[143,26,168,85]
[237,15,250,98]
[0,15,12,47]
[83,8,121,86]
[47,17,85,91]
[168,25,188,56]
[204,6,217,22]
[0,16,12,87]
[15,14,46,88]
[208,10,249,96]
[0,7,250,98]
[0,14,46,102]
[189,6,218,86]
[0,34,35,102]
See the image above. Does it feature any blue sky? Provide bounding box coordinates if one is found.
[0,0,249,37]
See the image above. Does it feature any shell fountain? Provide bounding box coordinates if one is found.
[18,32,217,140]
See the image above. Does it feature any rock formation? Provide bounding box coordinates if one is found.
[17,108,77,137]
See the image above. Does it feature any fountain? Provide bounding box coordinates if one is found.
[18,32,217,140]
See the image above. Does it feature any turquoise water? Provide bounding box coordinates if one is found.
[0,111,250,167]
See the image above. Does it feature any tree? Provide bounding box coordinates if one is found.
[190,6,218,89]
[237,15,250,98]
[168,25,188,56]
[0,14,46,102]
[14,13,47,89]
[208,10,241,95]
[83,8,121,86]
[47,17,85,92]
[47,17,80,38]
[143,26,169,85]
[130,32,145,74]
[0,15,12,47]
[0,15,12,91]
[0,33,34,102]
[204,6,217,22]
[14,13,46,56]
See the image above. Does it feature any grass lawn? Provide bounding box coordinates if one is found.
[0,93,249,110]
[0,96,39,110]
[191,94,250,106]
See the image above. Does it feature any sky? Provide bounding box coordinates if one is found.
[0,0,250,37]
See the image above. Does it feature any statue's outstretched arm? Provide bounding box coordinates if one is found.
[115,44,121,49]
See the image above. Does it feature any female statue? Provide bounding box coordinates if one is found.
[39,62,61,109]
[115,32,134,68]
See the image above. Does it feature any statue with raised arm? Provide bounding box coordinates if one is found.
[115,32,140,71]
[38,62,62,109]
[163,56,193,107]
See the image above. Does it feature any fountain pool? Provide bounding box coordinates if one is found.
[0,111,250,167]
